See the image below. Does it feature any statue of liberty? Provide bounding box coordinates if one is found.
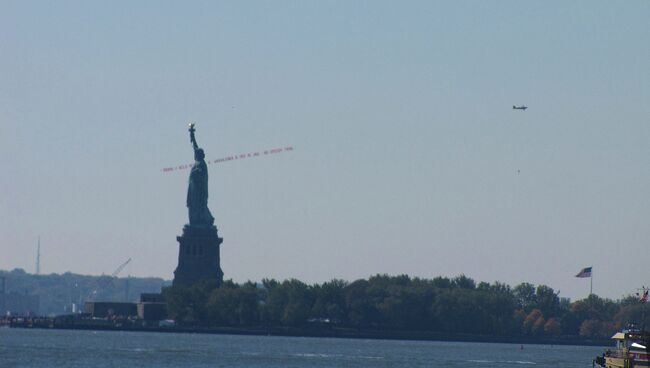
[186,123,215,227]
[174,123,223,288]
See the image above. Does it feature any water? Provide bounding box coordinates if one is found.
[0,328,605,368]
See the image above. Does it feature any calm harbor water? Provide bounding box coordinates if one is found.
[1,328,605,368]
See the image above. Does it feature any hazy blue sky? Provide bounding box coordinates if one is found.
[1,1,648,300]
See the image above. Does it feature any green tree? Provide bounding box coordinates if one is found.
[451,275,476,289]
[571,294,618,322]
[512,309,527,334]
[206,283,259,326]
[344,279,378,328]
[163,280,217,324]
[262,279,313,326]
[513,283,537,312]
[283,279,314,326]
[377,284,434,330]
[478,283,517,335]
[432,288,484,333]
[432,276,451,289]
[311,279,347,323]
[535,285,560,318]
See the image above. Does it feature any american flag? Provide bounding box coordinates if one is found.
[575,267,592,278]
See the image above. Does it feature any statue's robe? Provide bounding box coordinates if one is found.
[187,159,214,226]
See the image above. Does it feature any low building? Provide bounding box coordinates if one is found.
[137,292,167,321]
[137,302,167,321]
[84,302,137,318]
[140,293,165,303]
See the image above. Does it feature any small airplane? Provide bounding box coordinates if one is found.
[513,105,528,111]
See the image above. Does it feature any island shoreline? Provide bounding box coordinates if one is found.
[5,317,609,347]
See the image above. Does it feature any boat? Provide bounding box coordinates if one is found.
[594,325,649,368]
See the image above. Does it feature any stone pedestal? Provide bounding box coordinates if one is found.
[173,225,223,288]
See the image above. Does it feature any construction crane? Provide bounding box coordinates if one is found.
[84,258,132,303]
[110,258,132,278]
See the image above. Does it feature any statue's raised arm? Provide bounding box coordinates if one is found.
[189,123,199,151]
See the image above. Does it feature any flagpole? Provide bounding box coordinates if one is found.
[575,267,593,297]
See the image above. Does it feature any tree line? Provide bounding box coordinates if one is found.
[163,274,649,338]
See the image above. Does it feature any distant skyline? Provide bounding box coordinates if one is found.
[1,1,648,301]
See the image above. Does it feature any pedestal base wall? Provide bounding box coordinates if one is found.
[173,225,223,288]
